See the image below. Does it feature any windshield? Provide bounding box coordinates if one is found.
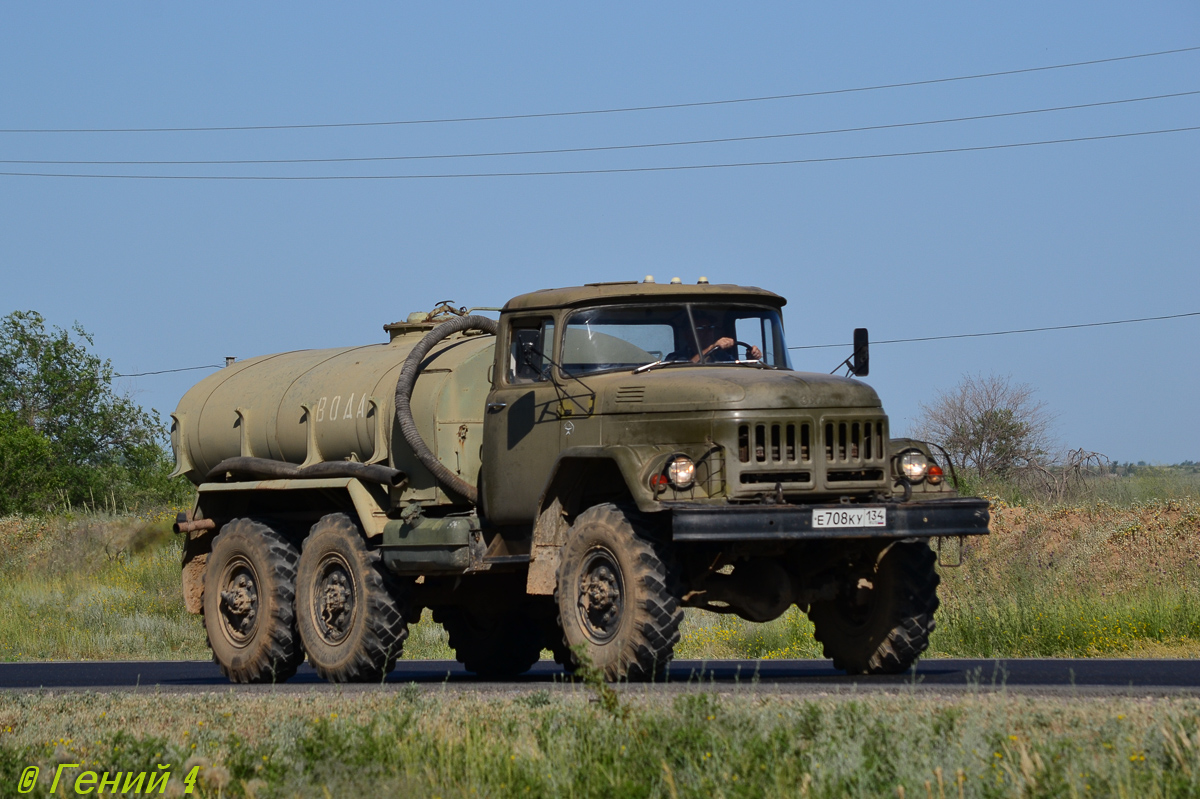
[560,303,791,376]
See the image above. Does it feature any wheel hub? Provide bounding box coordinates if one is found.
[218,561,259,644]
[314,556,356,644]
[834,574,879,629]
[577,549,624,643]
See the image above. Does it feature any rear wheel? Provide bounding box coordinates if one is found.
[554,504,682,681]
[807,541,940,674]
[295,513,411,682]
[203,519,304,684]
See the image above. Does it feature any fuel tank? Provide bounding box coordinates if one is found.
[170,322,495,502]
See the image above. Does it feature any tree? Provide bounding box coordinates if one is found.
[911,374,1054,480]
[0,310,186,513]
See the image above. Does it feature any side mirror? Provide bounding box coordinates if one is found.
[851,328,869,376]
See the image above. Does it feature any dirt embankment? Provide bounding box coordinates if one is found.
[969,499,1200,599]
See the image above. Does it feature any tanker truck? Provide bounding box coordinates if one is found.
[170,280,989,684]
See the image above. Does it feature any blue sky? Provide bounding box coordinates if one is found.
[1,3,1197,463]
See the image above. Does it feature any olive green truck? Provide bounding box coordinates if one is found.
[171,280,988,683]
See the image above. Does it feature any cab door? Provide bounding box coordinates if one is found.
[481,315,561,524]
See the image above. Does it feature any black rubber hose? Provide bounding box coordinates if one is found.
[394,315,498,504]
[208,457,300,481]
[206,456,406,487]
[301,461,408,487]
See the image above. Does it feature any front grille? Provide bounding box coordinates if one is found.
[730,415,888,495]
[824,420,884,464]
[737,422,811,465]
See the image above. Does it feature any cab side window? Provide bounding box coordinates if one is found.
[507,317,555,384]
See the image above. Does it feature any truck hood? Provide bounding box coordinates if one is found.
[597,367,882,413]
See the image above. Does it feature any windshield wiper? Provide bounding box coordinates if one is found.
[633,359,773,374]
[632,359,696,374]
[632,360,667,375]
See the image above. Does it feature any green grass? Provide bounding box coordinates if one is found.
[404,612,455,660]
[678,606,824,660]
[932,594,1200,658]
[2,689,1200,798]
[0,511,208,662]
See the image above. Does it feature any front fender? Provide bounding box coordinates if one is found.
[537,441,727,518]
[527,445,673,597]
[537,445,663,516]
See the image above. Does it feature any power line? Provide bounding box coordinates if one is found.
[3,45,1197,134]
[5,90,1195,167]
[114,364,222,377]
[788,311,1200,350]
[2,125,1196,180]
[116,311,1200,376]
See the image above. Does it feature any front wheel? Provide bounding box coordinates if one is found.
[295,513,411,682]
[554,504,682,681]
[807,541,940,674]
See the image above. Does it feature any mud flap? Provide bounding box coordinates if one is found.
[526,498,569,595]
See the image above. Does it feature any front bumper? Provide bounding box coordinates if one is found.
[670,496,989,542]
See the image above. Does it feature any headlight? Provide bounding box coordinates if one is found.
[899,450,929,482]
[666,456,696,489]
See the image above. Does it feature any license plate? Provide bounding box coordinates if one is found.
[813,507,887,528]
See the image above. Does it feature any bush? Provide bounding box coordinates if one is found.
[0,411,56,515]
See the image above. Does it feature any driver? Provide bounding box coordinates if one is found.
[669,310,763,362]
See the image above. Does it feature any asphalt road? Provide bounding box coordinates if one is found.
[2,658,1199,695]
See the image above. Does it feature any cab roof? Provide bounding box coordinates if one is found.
[502,281,786,313]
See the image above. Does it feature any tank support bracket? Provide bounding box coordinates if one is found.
[300,403,324,468]
[235,408,255,458]
[365,398,388,465]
